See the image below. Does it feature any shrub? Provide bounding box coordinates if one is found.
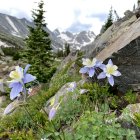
[65,111,136,140]
[1,46,21,60]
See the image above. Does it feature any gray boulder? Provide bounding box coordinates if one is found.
[84,12,140,92]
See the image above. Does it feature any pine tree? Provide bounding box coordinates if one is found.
[24,0,55,83]
[114,10,120,21]
[64,42,70,57]
[103,7,114,32]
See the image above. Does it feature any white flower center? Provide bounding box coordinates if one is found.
[9,66,24,82]
[106,64,118,75]
[69,83,75,88]
[83,58,97,67]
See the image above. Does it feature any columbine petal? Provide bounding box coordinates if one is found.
[49,104,60,120]
[4,100,19,115]
[108,76,114,86]
[49,107,57,120]
[82,58,91,66]
[23,74,36,84]
[24,64,31,75]
[80,89,88,94]
[96,60,101,66]
[98,63,106,70]
[16,66,24,78]
[91,58,97,66]
[67,82,77,92]
[9,82,20,88]
[88,68,95,77]
[79,67,89,74]
[113,70,121,76]
[106,73,111,77]
[97,72,106,79]
[9,66,23,82]
[10,83,23,100]
[108,59,113,65]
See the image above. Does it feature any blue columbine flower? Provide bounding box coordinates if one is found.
[49,103,60,121]
[97,59,121,86]
[8,64,36,100]
[79,58,104,77]
[67,82,77,92]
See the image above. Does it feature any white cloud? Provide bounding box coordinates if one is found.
[0,0,137,34]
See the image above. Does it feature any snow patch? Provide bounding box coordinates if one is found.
[6,16,19,33]
[0,40,13,48]
[58,33,71,41]
[11,31,21,37]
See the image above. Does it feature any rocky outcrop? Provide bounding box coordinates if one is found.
[44,80,85,115]
[103,37,140,92]
[85,15,137,58]
[84,12,140,92]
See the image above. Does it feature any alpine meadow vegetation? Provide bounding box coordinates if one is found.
[0,56,138,139]
[0,0,139,140]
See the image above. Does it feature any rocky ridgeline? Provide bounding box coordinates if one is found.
[83,10,140,92]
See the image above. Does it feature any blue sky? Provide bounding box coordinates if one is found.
[0,0,137,35]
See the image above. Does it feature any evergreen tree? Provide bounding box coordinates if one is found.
[103,7,114,32]
[114,10,120,21]
[24,0,55,83]
[56,49,64,57]
[64,42,70,57]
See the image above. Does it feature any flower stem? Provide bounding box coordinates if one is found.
[30,98,63,140]
[23,105,53,133]
[22,83,27,102]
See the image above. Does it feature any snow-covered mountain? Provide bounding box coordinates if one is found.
[0,13,96,51]
[53,29,96,50]
[0,13,63,51]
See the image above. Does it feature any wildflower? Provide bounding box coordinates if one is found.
[97,59,121,86]
[80,58,104,77]
[27,85,41,97]
[82,58,97,68]
[67,82,76,92]
[8,64,36,100]
[4,100,19,115]
[28,88,32,94]
[49,103,60,121]
[80,89,88,94]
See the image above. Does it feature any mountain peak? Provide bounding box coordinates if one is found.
[53,30,96,50]
[0,12,96,51]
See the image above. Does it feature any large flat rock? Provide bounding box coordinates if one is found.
[85,14,140,92]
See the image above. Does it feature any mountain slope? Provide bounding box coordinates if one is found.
[0,13,96,51]
[0,13,63,51]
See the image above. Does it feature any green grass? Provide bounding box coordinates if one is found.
[0,59,82,139]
